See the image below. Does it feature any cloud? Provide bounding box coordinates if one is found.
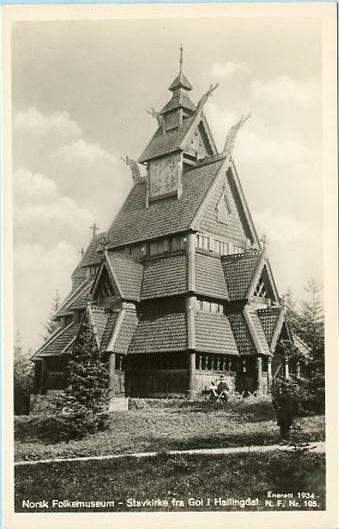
[55,138,117,164]
[237,129,308,165]
[14,168,57,203]
[253,210,310,243]
[14,107,82,138]
[14,240,78,273]
[209,61,250,80]
[205,102,307,165]
[14,240,80,350]
[13,168,93,241]
[250,76,320,106]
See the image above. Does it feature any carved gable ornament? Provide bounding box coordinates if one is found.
[216,190,232,224]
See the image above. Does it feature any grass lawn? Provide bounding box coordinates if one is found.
[15,399,325,462]
[15,450,325,512]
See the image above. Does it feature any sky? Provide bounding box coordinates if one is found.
[11,12,323,351]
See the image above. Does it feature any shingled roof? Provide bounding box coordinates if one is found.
[100,311,119,351]
[257,306,284,350]
[114,309,139,355]
[56,279,93,316]
[107,156,225,248]
[68,280,93,311]
[195,252,229,300]
[195,312,238,356]
[139,116,194,163]
[128,312,187,354]
[141,253,187,300]
[227,312,256,356]
[106,253,144,301]
[89,305,112,347]
[221,250,263,300]
[160,92,196,115]
[80,232,106,267]
[246,310,271,356]
[32,323,80,359]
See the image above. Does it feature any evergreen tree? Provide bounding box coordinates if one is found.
[14,331,33,415]
[42,290,60,341]
[281,279,325,414]
[56,310,109,438]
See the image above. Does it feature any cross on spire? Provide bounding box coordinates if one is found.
[90,223,99,238]
[179,44,183,74]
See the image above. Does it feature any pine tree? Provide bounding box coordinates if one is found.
[281,279,325,414]
[42,290,60,341]
[57,310,109,437]
[14,331,34,414]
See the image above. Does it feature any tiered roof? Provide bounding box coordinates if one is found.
[221,251,263,300]
[32,322,80,359]
[195,312,238,355]
[195,252,229,300]
[141,253,187,300]
[129,312,187,354]
[107,156,226,248]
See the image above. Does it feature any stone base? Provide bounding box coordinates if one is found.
[186,389,197,401]
[108,397,129,412]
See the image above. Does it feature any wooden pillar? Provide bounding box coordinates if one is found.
[109,353,116,400]
[186,232,197,399]
[283,354,289,379]
[187,352,196,399]
[40,358,47,394]
[296,361,301,378]
[267,357,272,390]
[256,356,262,392]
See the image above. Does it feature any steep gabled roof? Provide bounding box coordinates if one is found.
[100,312,119,351]
[89,305,112,348]
[114,309,139,355]
[105,253,144,301]
[227,308,271,357]
[106,156,226,248]
[292,333,311,357]
[139,108,217,163]
[227,312,256,356]
[195,312,238,356]
[80,232,106,267]
[244,308,271,356]
[195,252,229,300]
[128,312,187,354]
[139,116,194,163]
[168,71,193,92]
[141,253,187,300]
[221,251,263,300]
[31,322,80,359]
[257,306,285,351]
[68,280,93,311]
[56,279,93,316]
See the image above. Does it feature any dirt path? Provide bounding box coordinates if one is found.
[15,441,325,467]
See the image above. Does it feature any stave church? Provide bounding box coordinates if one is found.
[31,51,303,410]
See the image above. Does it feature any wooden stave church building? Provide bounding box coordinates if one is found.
[31,57,301,406]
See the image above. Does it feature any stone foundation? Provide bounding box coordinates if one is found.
[108,397,129,411]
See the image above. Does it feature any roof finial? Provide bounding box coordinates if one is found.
[90,223,99,238]
[179,44,183,74]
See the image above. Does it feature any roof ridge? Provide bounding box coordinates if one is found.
[221,249,262,261]
[31,322,74,359]
[257,306,282,313]
[108,252,143,264]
